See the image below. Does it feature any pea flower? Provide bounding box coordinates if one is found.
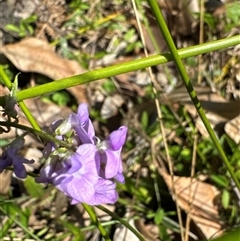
[0,137,34,178]
[69,103,127,182]
[37,103,127,205]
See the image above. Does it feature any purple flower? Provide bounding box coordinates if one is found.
[0,137,34,178]
[37,103,127,205]
[36,144,118,205]
[69,104,127,183]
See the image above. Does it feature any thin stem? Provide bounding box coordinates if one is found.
[82,203,111,241]
[147,0,240,191]
[97,205,146,241]
[18,101,41,131]
[16,35,240,102]
[0,65,12,89]
[0,121,71,149]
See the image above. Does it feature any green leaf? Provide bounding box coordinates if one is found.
[23,176,44,198]
[5,24,20,33]
[102,79,117,93]
[203,13,217,30]
[154,208,165,225]
[221,189,230,209]
[52,91,70,106]
[210,227,240,241]
[158,224,171,241]
[210,174,229,188]
[23,15,38,24]
[141,111,149,131]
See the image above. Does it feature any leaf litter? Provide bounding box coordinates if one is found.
[0,0,240,240]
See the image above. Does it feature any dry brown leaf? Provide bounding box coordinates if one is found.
[225,115,240,144]
[159,169,222,239]
[0,37,88,103]
[0,170,12,195]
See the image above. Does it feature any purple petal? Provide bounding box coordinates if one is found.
[89,178,118,205]
[53,144,100,204]
[36,157,62,183]
[69,113,79,127]
[77,103,90,123]
[0,151,12,173]
[75,144,100,180]
[114,172,125,183]
[58,175,96,204]
[11,155,34,179]
[0,138,35,178]
[99,150,120,179]
[107,126,127,150]
[69,113,95,144]
[13,159,27,178]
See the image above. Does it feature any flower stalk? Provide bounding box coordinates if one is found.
[16,35,240,102]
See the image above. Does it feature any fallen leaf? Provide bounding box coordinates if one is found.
[225,115,240,144]
[0,170,12,195]
[159,169,223,239]
[0,37,88,103]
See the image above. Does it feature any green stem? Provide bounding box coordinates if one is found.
[0,121,71,149]
[147,0,240,190]
[82,203,111,241]
[0,65,12,89]
[18,101,41,131]
[97,205,146,241]
[16,35,240,101]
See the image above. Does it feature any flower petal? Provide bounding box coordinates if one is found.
[100,150,120,179]
[58,175,96,204]
[0,151,12,173]
[89,178,118,205]
[77,103,89,123]
[114,172,125,183]
[75,144,100,182]
[13,159,27,178]
[107,126,127,150]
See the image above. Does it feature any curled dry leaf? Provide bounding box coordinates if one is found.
[159,169,222,239]
[0,37,88,103]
